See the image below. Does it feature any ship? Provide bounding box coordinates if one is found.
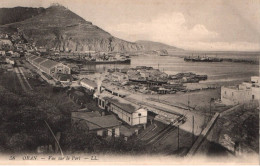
[159,54,169,56]
[184,55,223,62]
[84,53,131,64]
[85,58,131,64]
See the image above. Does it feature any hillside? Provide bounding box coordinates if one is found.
[0,5,143,52]
[0,7,45,25]
[136,40,181,51]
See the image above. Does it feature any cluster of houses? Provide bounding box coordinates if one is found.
[221,76,260,105]
[71,92,148,140]
[0,33,9,39]
[106,66,208,94]
[0,32,46,57]
[71,75,149,139]
[106,66,170,94]
[0,50,21,57]
[127,66,168,83]
[0,50,21,69]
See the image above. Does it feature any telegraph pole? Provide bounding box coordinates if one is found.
[188,92,190,110]
[209,98,214,121]
[209,100,212,122]
[204,104,207,127]
[192,115,194,145]
[177,125,179,150]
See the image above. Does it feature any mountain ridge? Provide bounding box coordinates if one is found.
[0,7,46,25]
[0,5,144,52]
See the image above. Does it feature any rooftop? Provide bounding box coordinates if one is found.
[81,78,97,88]
[29,55,40,61]
[99,92,141,113]
[33,57,47,64]
[71,112,120,130]
[40,59,60,69]
[223,85,251,91]
[112,72,125,76]
[102,83,130,96]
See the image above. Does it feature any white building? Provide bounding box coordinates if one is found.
[221,76,260,105]
[96,92,147,126]
[5,57,15,65]
[0,50,5,56]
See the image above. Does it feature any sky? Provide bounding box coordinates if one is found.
[1,0,260,51]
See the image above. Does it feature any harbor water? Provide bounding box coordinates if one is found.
[83,54,259,85]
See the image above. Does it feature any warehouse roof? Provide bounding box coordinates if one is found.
[26,54,34,58]
[29,55,39,61]
[40,59,60,69]
[33,57,47,65]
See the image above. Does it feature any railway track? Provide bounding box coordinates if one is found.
[146,123,176,145]
[138,124,157,140]
[14,67,33,92]
[153,127,176,146]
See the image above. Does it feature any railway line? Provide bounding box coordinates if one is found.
[153,127,176,146]
[14,67,33,92]
[145,123,177,145]
[18,67,33,90]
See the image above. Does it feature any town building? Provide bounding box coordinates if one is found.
[0,50,5,56]
[139,71,150,78]
[6,51,13,56]
[5,57,15,65]
[100,83,129,97]
[11,52,20,58]
[54,73,73,82]
[26,54,71,76]
[41,60,71,75]
[71,111,120,137]
[118,68,128,73]
[15,43,27,51]
[221,76,260,105]
[96,92,148,126]
[37,47,47,53]
[251,76,260,100]
[80,78,97,92]
[85,50,96,54]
